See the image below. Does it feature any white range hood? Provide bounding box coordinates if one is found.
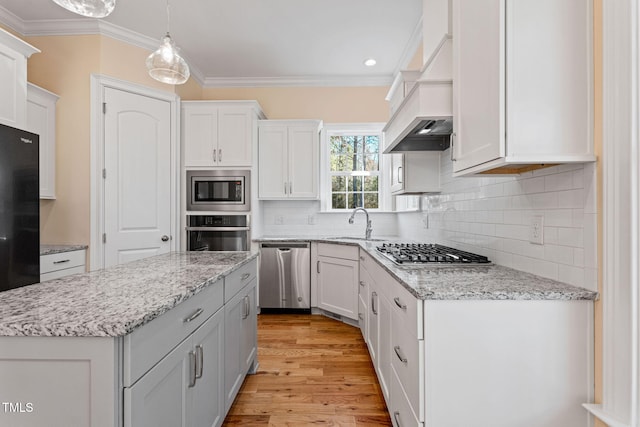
[382,36,453,153]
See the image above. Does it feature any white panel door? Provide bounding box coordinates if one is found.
[104,88,172,267]
[218,108,251,166]
[317,256,359,320]
[258,125,287,198]
[288,127,318,198]
[452,0,505,172]
[183,105,217,167]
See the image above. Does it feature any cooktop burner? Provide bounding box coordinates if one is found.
[376,243,491,265]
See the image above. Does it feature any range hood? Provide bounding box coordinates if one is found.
[383,36,453,154]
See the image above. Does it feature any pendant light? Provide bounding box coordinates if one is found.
[51,0,115,18]
[146,0,190,85]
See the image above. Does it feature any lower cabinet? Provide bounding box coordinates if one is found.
[40,249,86,282]
[124,309,225,427]
[316,243,359,320]
[224,278,257,411]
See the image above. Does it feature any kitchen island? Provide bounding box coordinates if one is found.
[0,251,258,427]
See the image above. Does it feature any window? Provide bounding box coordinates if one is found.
[327,130,381,210]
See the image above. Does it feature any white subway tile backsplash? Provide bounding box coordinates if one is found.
[398,154,597,288]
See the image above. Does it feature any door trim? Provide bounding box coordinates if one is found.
[89,75,180,271]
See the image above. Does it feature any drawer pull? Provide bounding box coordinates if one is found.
[184,308,204,323]
[359,280,365,287]
[195,345,204,379]
[53,259,71,265]
[394,345,408,363]
[393,297,407,310]
[393,411,403,427]
[188,351,197,387]
[358,313,364,320]
[241,272,251,281]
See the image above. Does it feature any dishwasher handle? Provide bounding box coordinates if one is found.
[260,242,310,249]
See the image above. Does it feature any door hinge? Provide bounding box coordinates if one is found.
[102,103,107,114]
[102,233,107,244]
[102,169,106,179]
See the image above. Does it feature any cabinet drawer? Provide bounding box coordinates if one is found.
[40,250,85,274]
[41,265,85,282]
[391,309,424,420]
[318,243,359,260]
[389,280,423,340]
[224,258,257,303]
[390,367,423,427]
[123,280,224,386]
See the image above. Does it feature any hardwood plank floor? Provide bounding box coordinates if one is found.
[223,314,391,426]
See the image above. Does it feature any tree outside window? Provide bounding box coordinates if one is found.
[329,134,380,210]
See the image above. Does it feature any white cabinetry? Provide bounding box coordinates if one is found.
[40,249,86,282]
[0,28,39,130]
[390,152,440,195]
[182,101,264,167]
[451,0,594,175]
[27,83,58,199]
[258,120,322,199]
[316,243,359,320]
[125,309,225,427]
[223,261,258,411]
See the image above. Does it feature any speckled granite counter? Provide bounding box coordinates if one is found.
[254,236,599,301]
[0,251,257,337]
[40,244,88,256]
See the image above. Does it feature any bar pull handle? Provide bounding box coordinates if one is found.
[242,295,250,319]
[394,345,408,364]
[393,297,407,310]
[188,351,197,387]
[218,148,222,162]
[317,260,320,274]
[397,166,403,183]
[53,259,70,265]
[393,411,403,427]
[371,291,378,315]
[450,132,457,162]
[359,280,365,287]
[213,148,217,162]
[195,345,204,379]
[284,182,288,195]
[241,273,251,281]
[184,308,204,323]
[289,182,293,194]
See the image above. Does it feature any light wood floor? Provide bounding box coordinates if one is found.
[223,314,391,426]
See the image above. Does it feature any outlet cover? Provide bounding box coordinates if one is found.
[530,215,544,245]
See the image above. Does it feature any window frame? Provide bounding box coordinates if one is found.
[320,123,390,212]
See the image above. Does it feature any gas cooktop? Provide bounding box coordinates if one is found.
[376,243,491,265]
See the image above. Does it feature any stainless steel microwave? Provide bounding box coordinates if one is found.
[187,170,251,211]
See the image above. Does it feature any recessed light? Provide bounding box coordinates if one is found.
[364,58,377,67]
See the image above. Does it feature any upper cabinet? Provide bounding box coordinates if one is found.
[27,83,59,199]
[258,120,322,200]
[451,0,594,175]
[0,28,39,130]
[182,101,265,168]
[390,152,441,195]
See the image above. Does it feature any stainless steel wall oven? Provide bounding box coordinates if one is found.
[186,215,250,251]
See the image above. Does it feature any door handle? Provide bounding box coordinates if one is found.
[284,182,288,195]
[450,132,457,162]
[317,260,320,274]
[393,411,403,427]
[218,148,222,162]
[161,235,170,242]
[241,272,251,281]
[213,148,217,162]
[394,345,408,363]
[393,297,407,310]
[195,345,204,379]
[397,166,403,183]
[53,259,71,265]
[188,351,197,387]
[371,291,378,315]
[289,182,293,194]
[184,308,204,323]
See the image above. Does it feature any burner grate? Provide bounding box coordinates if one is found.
[376,243,490,265]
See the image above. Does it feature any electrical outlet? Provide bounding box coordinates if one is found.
[530,215,544,245]
[275,215,284,225]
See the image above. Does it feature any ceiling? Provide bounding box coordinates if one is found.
[0,0,423,87]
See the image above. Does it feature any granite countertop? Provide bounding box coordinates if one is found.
[40,244,88,256]
[0,251,257,337]
[254,236,599,301]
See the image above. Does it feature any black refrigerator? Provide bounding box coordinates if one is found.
[0,123,40,291]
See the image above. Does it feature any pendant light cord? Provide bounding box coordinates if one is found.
[166,0,171,36]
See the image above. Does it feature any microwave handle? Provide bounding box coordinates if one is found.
[185,226,251,232]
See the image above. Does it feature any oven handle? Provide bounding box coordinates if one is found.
[185,227,251,232]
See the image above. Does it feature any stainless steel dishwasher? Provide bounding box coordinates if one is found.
[259,242,311,313]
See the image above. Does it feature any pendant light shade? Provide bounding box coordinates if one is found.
[146,33,190,85]
[51,0,115,18]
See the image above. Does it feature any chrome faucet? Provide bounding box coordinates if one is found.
[348,207,373,240]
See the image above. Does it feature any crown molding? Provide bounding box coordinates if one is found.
[203,74,394,88]
[0,5,399,88]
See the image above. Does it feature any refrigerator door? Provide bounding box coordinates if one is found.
[259,242,310,310]
[0,123,40,291]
